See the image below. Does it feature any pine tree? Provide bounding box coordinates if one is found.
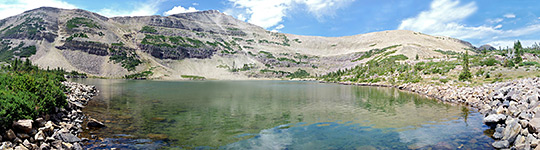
[514,40,523,64]
[459,50,472,81]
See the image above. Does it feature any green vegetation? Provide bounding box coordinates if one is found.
[66,33,89,42]
[0,41,37,62]
[109,48,141,71]
[0,59,67,127]
[140,26,158,33]
[3,17,45,37]
[226,27,240,31]
[352,45,402,62]
[181,75,206,80]
[286,69,310,79]
[231,63,255,72]
[434,49,460,56]
[458,50,472,81]
[293,39,302,43]
[111,42,124,46]
[66,17,100,29]
[141,34,213,49]
[124,70,153,79]
[259,51,275,58]
[514,40,523,64]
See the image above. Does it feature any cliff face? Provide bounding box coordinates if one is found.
[0,7,475,79]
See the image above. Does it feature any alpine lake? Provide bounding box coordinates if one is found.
[70,79,496,149]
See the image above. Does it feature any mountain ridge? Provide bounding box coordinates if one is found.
[0,7,475,80]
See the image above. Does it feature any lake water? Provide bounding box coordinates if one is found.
[71,79,495,149]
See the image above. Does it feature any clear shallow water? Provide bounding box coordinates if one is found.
[72,79,494,149]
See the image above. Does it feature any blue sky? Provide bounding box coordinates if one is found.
[1,0,540,47]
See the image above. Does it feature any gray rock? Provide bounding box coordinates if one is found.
[493,132,503,139]
[484,114,507,123]
[73,142,83,150]
[87,118,106,128]
[39,142,50,150]
[6,129,17,141]
[35,118,46,127]
[57,133,81,143]
[503,100,510,107]
[34,130,45,141]
[14,145,29,150]
[529,118,540,133]
[22,139,31,149]
[12,120,33,134]
[492,140,510,148]
[502,118,521,142]
[515,134,527,146]
[16,133,29,139]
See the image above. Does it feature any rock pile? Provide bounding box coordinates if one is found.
[0,81,99,150]
[398,78,540,149]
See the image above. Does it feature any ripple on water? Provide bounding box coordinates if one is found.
[72,79,495,149]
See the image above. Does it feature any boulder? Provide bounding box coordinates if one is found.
[34,131,45,141]
[529,118,540,133]
[484,114,506,123]
[39,143,50,150]
[492,140,509,149]
[35,118,46,127]
[14,145,29,150]
[502,118,521,142]
[6,129,17,141]
[12,120,33,134]
[87,118,106,128]
[22,139,31,149]
[57,133,81,143]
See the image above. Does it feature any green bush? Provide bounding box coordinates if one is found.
[0,61,67,127]
[287,69,310,79]
[66,17,100,29]
[140,26,157,33]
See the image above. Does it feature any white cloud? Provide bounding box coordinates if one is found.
[226,0,354,29]
[0,0,77,19]
[488,40,540,49]
[398,0,540,46]
[97,0,163,17]
[503,13,516,19]
[164,6,198,16]
[275,24,285,30]
[487,18,503,24]
[538,17,540,20]
[192,3,199,6]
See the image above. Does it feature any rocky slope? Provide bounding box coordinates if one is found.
[0,7,474,79]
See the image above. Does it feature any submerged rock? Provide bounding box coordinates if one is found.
[87,118,106,128]
[492,140,509,149]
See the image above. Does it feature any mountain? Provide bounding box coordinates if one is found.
[0,7,474,80]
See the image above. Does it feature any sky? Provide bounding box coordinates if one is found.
[1,0,540,48]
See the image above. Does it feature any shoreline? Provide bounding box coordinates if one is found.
[0,81,99,150]
[329,78,540,149]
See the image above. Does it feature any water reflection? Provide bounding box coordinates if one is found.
[72,79,493,149]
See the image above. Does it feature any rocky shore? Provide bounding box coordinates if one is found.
[0,81,99,150]
[397,78,540,149]
[335,78,540,149]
